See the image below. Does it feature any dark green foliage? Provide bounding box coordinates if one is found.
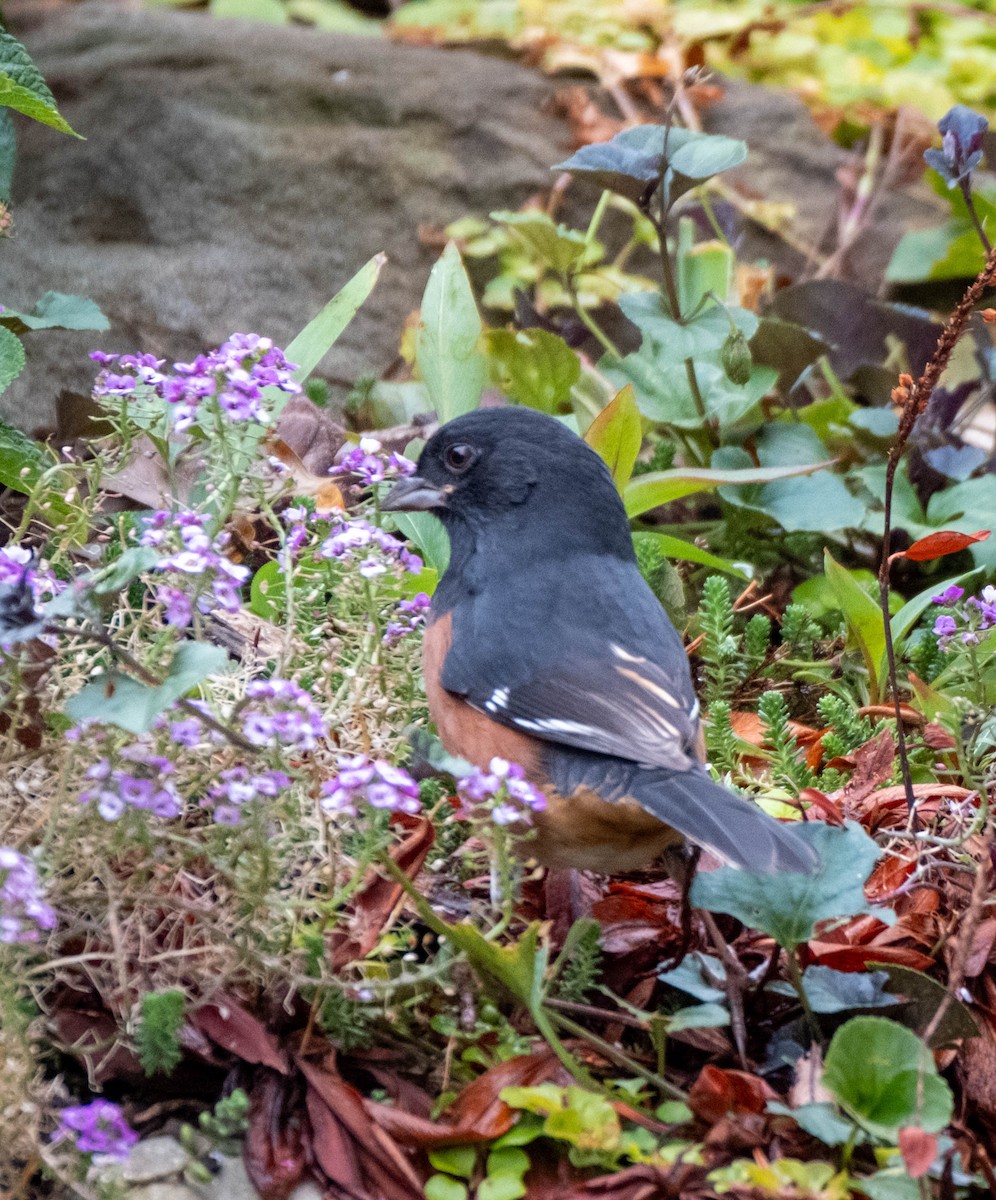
[705,698,738,776]
[817,694,879,760]
[907,630,946,683]
[137,988,185,1077]
[781,603,822,657]
[757,690,814,793]
[318,987,373,1050]
[631,436,676,476]
[303,377,331,407]
[699,575,740,703]
[743,613,770,673]
[554,920,603,1003]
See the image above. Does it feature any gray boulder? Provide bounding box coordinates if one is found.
[2,5,936,433]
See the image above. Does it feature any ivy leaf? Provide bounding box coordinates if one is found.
[0,291,109,335]
[769,966,899,1014]
[690,821,891,952]
[64,642,230,733]
[555,126,746,206]
[0,31,81,137]
[823,1016,953,1140]
[491,210,588,275]
[485,327,579,414]
[624,459,830,518]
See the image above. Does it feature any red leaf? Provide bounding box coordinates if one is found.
[192,999,289,1074]
[900,529,990,562]
[298,1052,423,1200]
[688,1065,776,1123]
[898,1126,938,1178]
[244,1072,306,1200]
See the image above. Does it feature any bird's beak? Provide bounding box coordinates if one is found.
[380,475,449,512]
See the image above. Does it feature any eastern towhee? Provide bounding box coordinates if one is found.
[383,407,817,876]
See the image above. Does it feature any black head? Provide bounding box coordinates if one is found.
[381,407,633,559]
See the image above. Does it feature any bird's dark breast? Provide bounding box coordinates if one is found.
[422,612,680,872]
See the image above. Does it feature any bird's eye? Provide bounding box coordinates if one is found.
[444,443,475,473]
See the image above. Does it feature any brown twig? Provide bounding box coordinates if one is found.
[878,244,996,812]
[923,831,992,1048]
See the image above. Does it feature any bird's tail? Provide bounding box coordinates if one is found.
[632,767,818,874]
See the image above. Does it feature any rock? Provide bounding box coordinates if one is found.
[120,1135,191,1183]
[129,1186,201,1200]
[190,1153,259,1200]
[2,5,937,435]
[2,5,582,432]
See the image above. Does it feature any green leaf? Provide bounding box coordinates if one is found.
[0,107,16,203]
[619,293,758,361]
[722,471,866,536]
[0,291,109,334]
[823,1016,953,1139]
[655,1101,694,1124]
[428,1147,477,1179]
[416,241,487,422]
[624,461,831,518]
[690,821,891,952]
[887,221,988,284]
[0,325,25,395]
[249,559,286,620]
[667,1002,730,1032]
[485,1147,530,1180]
[65,642,231,734]
[210,0,289,20]
[632,532,746,579]
[769,966,899,1014]
[857,1171,922,1200]
[425,1176,468,1200]
[823,550,887,701]
[873,963,978,1049]
[555,126,746,206]
[583,385,641,491]
[0,31,81,137]
[767,1102,858,1147]
[478,1177,526,1200]
[486,327,580,414]
[285,253,385,385]
[92,547,160,595]
[388,510,450,575]
[491,210,588,274]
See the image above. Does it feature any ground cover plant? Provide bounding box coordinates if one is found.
[3,19,996,1200]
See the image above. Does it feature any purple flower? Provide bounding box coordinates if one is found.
[383,592,431,646]
[139,511,250,621]
[78,744,183,821]
[158,587,194,628]
[932,585,965,605]
[456,758,546,825]
[318,517,423,577]
[202,766,291,823]
[330,437,417,487]
[92,333,300,428]
[55,1100,137,1158]
[925,105,988,188]
[321,756,421,816]
[934,615,957,638]
[240,678,327,751]
[0,846,56,944]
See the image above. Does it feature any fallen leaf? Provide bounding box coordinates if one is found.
[244,1071,306,1200]
[839,727,896,808]
[330,813,435,968]
[192,999,289,1074]
[688,1065,776,1123]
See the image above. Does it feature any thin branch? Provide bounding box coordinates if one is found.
[878,244,996,812]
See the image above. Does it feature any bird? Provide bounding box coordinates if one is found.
[382,406,817,876]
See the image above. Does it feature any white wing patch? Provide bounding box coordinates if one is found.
[485,686,511,713]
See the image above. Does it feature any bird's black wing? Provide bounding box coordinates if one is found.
[439,555,701,773]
